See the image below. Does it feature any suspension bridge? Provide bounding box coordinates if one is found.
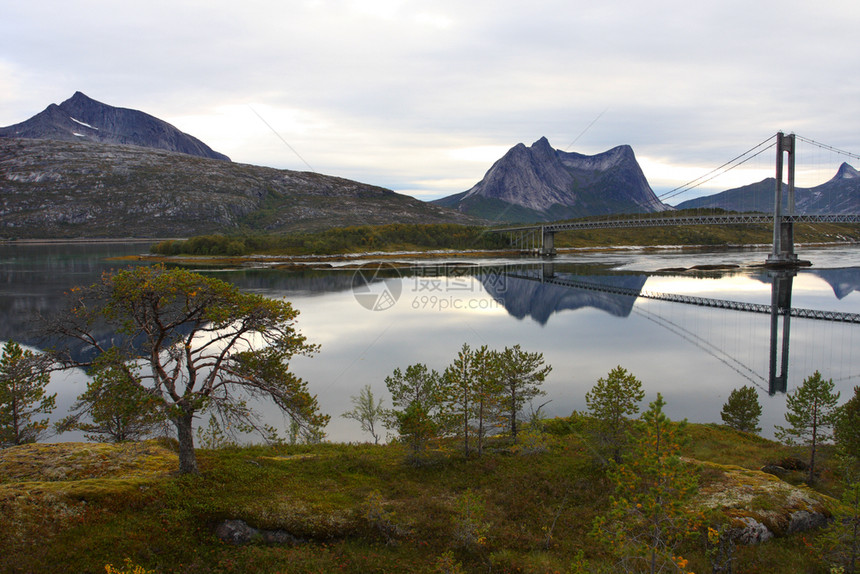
[493,132,860,264]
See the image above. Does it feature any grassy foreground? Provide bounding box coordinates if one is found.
[0,419,847,574]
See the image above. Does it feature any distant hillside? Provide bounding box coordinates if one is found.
[675,163,860,214]
[0,138,481,238]
[0,92,230,161]
[434,137,670,223]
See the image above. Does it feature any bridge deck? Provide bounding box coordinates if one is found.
[495,213,860,234]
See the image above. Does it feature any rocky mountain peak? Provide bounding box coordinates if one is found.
[675,161,860,214]
[832,162,860,181]
[530,135,555,153]
[436,137,668,222]
[0,92,230,161]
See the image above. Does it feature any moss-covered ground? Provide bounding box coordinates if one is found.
[0,422,850,574]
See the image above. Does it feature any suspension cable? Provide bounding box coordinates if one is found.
[659,145,775,203]
[658,135,777,203]
[633,305,768,391]
[795,135,860,163]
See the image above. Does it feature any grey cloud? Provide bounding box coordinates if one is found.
[2,0,860,200]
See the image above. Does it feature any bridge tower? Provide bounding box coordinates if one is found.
[540,226,556,256]
[767,132,798,266]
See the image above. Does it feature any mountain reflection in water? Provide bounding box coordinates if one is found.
[479,267,646,324]
[809,268,860,299]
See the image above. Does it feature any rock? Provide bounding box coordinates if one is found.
[777,456,808,471]
[788,510,828,534]
[215,519,260,545]
[215,519,303,546]
[734,516,774,545]
[691,459,835,545]
[689,264,740,271]
[261,529,304,545]
[760,464,789,477]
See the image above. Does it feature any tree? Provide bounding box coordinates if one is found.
[835,385,860,468]
[440,343,544,457]
[837,480,860,574]
[397,401,437,459]
[826,385,860,573]
[443,343,482,456]
[0,340,56,446]
[471,347,503,456]
[775,370,840,483]
[56,349,166,442]
[821,472,860,574]
[585,365,645,464]
[495,345,551,442]
[720,385,762,434]
[592,394,698,574]
[384,363,445,457]
[46,265,328,474]
[341,384,385,444]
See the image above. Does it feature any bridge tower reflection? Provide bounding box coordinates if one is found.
[768,271,793,394]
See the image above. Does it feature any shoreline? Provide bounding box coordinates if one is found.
[6,238,858,270]
[124,243,797,270]
[0,237,176,245]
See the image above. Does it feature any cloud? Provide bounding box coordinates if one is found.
[2,0,860,201]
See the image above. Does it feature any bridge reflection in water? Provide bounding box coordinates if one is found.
[476,264,860,396]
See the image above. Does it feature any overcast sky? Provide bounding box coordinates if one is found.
[3,0,860,203]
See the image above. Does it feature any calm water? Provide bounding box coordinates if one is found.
[3,242,860,443]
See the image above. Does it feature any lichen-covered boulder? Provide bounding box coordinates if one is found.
[688,459,835,544]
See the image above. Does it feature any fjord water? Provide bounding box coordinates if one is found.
[3,242,860,443]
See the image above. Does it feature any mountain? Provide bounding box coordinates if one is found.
[433,137,670,223]
[674,163,860,214]
[0,137,480,238]
[0,91,230,161]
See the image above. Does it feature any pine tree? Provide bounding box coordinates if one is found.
[720,385,763,434]
[46,265,327,474]
[775,371,840,483]
[384,363,444,457]
[56,350,166,442]
[585,365,645,464]
[826,386,860,572]
[443,343,480,456]
[822,476,860,573]
[835,386,860,469]
[495,345,551,442]
[471,347,503,456]
[592,393,698,573]
[0,340,56,446]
